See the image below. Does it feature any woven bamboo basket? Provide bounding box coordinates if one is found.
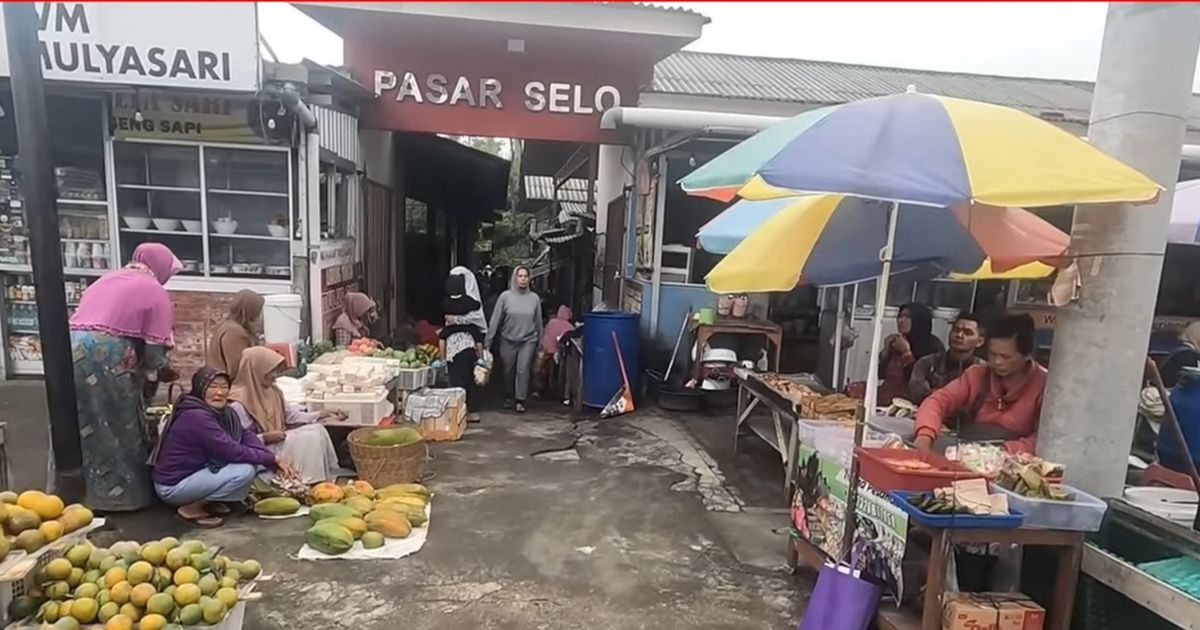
[348,426,427,487]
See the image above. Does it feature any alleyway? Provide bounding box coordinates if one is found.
[0,381,808,629]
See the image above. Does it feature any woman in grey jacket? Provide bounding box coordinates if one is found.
[486,266,542,413]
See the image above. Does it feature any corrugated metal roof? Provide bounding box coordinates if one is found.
[652,50,1200,125]
[524,176,595,203]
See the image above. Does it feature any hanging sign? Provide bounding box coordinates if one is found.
[109,92,265,143]
[0,3,260,91]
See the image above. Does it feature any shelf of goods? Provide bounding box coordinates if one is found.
[113,142,293,282]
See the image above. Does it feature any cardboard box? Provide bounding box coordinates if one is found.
[942,593,1046,630]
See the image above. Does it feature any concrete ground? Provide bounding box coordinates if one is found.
[0,381,811,629]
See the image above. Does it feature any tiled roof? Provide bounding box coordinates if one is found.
[651,50,1200,125]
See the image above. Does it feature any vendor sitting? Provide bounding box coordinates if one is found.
[908,313,985,404]
[1159,365,1200,474]
[914,314,1046,454]
[151,368,297,527]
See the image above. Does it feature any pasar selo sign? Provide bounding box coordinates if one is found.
[374,71,622,117]
[349,38,642,143]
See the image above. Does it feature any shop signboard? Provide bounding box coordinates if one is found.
[318,238,360,335]
[792,445,909,601]
[346,38,644,143]
[109,92,264,143]
[0,3,260,92]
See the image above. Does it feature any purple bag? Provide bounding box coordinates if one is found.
[799,561,883,630]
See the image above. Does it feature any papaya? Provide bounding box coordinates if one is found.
[15,529,46,552]
[364,511,412,538]
[364,427,422,447]
[341,496,374,515]
[360,532,385,549]
[6,506,42,533]
[380,494,427,511]
[377,483,429,499]
[304,523,354,555]
[315,517,367,539]
[0,491,17,504]
[57,506,93,533]
[253,498,301,516]
[370,502,427,527]
[310,482,344,504]
[341,480,375,498]
[309,503,361,522]
[18,491,64,520]
[8,594,42,620]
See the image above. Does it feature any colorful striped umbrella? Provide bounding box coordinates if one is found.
[680,92,1161,209]
[703,195,1068,292]
[700,196,1056,279]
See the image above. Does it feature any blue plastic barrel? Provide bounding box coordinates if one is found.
[582,311,641,409]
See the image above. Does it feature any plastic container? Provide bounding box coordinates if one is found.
[889,490,1025,529]
[582,311,640,409]
[307,389,393,426]
[396,367,433,391]
[814,424,889,469]
[856,447,983,492]
[263,293,303,344]
[990,483,1108,531]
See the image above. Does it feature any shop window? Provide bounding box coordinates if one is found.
[113,141,292,280]
[318,165,350,239]
[406,198,428,234]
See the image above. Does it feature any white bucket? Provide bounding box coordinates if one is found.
[263,293,303,344]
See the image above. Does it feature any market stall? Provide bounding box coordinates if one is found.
[787,440,1098,630]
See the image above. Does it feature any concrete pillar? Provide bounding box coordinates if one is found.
[1040,3,1200,497]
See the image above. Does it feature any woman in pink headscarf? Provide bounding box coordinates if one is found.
[70,242,182,511]
[331,292,378,346]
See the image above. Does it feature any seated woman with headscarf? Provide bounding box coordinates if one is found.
[151,368,297,527]
[878,303,945,404]
[332,292,378,346]
[1161,322,1200,388]
[228,347,342,484]
[206,289,264,379]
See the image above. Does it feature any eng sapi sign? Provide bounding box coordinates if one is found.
[0,2,260,92]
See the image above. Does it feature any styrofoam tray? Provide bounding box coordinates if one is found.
[298,505,430,561]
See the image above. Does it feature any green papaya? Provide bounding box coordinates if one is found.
[253,497,301,516]
[364,427,422,447]
[360,532,385,550]
[308,503,361,523]
[305,523,354,555]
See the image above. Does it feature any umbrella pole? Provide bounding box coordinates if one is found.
[842,201,901,556]
[832,285,845,388]
[861,201,900,416]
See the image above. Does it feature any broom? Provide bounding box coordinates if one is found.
[601,331,636,418]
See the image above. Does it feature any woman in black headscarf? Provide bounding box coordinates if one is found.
[877,303,944,404]
[440,267,487,420]
[150,367,294,526]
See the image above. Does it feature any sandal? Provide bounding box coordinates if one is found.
[175,510,222,529]
[515,402,527,413]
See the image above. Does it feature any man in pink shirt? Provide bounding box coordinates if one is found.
[914,314,1047,454]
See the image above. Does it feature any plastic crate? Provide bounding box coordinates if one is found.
[889,490,1025,529]
[856,447,983,492]
[307,389,393,426]
[990,483,1108,531]
[396,367,433,391]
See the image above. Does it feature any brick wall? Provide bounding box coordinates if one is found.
[169,290,237,382]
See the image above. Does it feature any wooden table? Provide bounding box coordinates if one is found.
[789,523,1085,630]
[691,319,783,381]
[733,371,802,500]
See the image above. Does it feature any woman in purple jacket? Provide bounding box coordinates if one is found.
[151,367,295,526]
